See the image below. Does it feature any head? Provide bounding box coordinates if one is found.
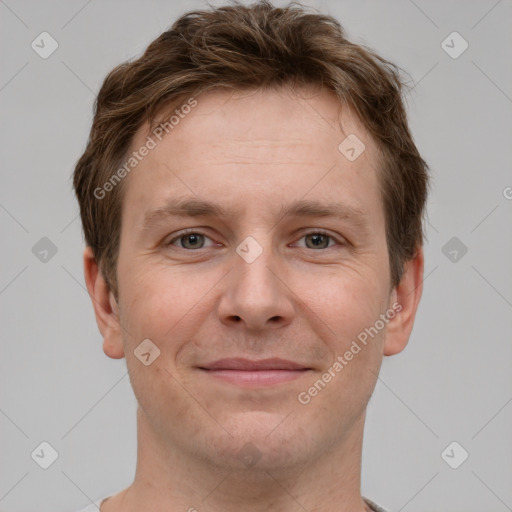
[75,0,428,475]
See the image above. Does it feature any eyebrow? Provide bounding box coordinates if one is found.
[141,197,369,232]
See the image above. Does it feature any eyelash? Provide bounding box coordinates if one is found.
[166,229,344,250]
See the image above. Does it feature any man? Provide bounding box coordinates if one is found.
[73,1,428,511]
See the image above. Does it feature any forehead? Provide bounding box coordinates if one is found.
[121,86,383,228]
[145,86,378,159]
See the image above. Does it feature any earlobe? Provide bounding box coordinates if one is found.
[383,247,424,356]
[83,247,125,360]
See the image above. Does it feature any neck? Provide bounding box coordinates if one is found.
[106,408,370,512]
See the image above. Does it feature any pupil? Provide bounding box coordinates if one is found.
[309,234,327,248]
[185,234,202,248]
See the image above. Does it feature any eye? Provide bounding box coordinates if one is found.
[166,230,219,250]
[165,229,343,251]
[294,231,341,250]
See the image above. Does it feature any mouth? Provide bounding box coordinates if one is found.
[198,358,312,387]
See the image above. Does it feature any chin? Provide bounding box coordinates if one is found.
[202,410,319,472]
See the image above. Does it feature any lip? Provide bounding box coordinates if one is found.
[198,358,311,387]
[201,358,308,371]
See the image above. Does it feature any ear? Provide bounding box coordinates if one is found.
[383,246,424,356]
[83,246,125,359]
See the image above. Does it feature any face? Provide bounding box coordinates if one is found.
[100,86,407,471]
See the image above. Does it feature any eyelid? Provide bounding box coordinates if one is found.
[291,229,343,248]
[166,228,220,248]
[165,228,345,250]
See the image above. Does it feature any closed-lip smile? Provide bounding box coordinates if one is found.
[198,358,311,387]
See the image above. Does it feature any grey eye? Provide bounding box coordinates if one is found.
[303,233,333,249]
[178,233,205,249]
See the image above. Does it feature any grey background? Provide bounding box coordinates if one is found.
[0,0,511,511]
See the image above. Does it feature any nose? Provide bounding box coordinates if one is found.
[216,236,295,331]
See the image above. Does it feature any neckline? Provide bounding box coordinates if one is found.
[96,495,384,511]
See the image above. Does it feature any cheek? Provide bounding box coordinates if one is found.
[128,356,208,443]
[119,268,210,419]
[119,263,216,350]
[296,264,388,342]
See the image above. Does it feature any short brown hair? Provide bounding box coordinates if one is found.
[73,0,429,300]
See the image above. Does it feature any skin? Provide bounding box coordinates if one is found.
[84,85,424,512]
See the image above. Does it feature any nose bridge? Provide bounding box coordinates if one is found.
[237,241,274,289]
[218,230,294,329]
[234,231,279,298]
